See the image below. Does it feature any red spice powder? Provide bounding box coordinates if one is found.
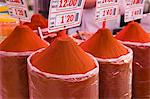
[44,30,68,43]
[24,14,48,30]
[57,30,68,38]
[115,22,150,43]
[0,25,48,52]
[80,28,128,59]
[31,37,96,75]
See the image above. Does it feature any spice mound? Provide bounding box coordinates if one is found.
[31,37,96,75]
[80,28,128,59]
[115,22,150,43]
[0,25,48,52]
[24,14,48,30]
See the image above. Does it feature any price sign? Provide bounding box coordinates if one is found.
[124,0,145,22]
[6,0,30,22]
[8,6,29,21]
[125,0,145,7]
[95,5,119,22]
[125,6,143,22]
[97,0,119,7]
[95,0,120,22]
[6,0,25,6]
[48,0,85,32]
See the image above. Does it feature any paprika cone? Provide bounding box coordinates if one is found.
[0,25,48,99]
[80,28,133,98]
[24,14,48,30]
[28,37,99,99]
[115,22,150,98]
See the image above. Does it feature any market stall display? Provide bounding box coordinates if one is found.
[0,25,48,99]
[28,37,99,99]
[115,21,150,98]
[80,28,133,98]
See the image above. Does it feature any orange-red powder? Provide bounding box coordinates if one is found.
[44,30,68,43]
[57,30,68,38]
[115,22,150,43]
[115,22,150,98]
[80,28,128,59]
[24,14,48,30]
[0,25,48,52]
[31,37,96,75]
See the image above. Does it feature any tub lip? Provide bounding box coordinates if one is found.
[0,40,49,56]
[27,48,99,82]
[0,50,33,56]
[117,40,150,47]
[95,46,133,64]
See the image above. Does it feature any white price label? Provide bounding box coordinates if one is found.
[55,12,78,26]
[97,0,119,7]
[124,6,143,22]
[49,11,81,32]
[7,0,30,22]
[48,0,85,32]
[95,5,119,22]
[7,0,26,6]
[125,0,145,7]
[8,6,29,21]
[95,0,120,22]
[50,0,83,12]
[124,0,145,22]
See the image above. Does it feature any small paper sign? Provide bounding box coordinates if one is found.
[124,0,145,22]
[6,0,30,22]
[96,0,119,7]
[125,6,144,22]
[48,0,85,32]
[95,5,119,22]
[6,0,26,6]
[95,0,120,22]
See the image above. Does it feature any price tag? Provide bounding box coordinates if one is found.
[6,0,26,6]
[125,6,143,22]
[48,0,85,32]
[6,0,30,22]
[125,0,145,8]
[95,0,120,22]
[8,6,29,21]
[124,0,145,22]
[97,0,119,7]
[95,5,119,22]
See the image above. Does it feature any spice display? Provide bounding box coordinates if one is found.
[115,22,150,98]
[28,37,99,99]
[80,28,133,98]
[0,25,48,99]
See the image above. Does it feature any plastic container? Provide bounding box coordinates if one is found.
[119,41,150,98]
[27,45,99,99]
[96,47,133,98]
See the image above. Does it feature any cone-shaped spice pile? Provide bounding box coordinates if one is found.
[0,25,48,52]
[80,28,132,98]
[80,28,128,58]
[115,22,150,43]
[28,37,99,99]
[115,22,150,98]
[0,25,48,99]
[24,14,48,30]
[31,37,96,74]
